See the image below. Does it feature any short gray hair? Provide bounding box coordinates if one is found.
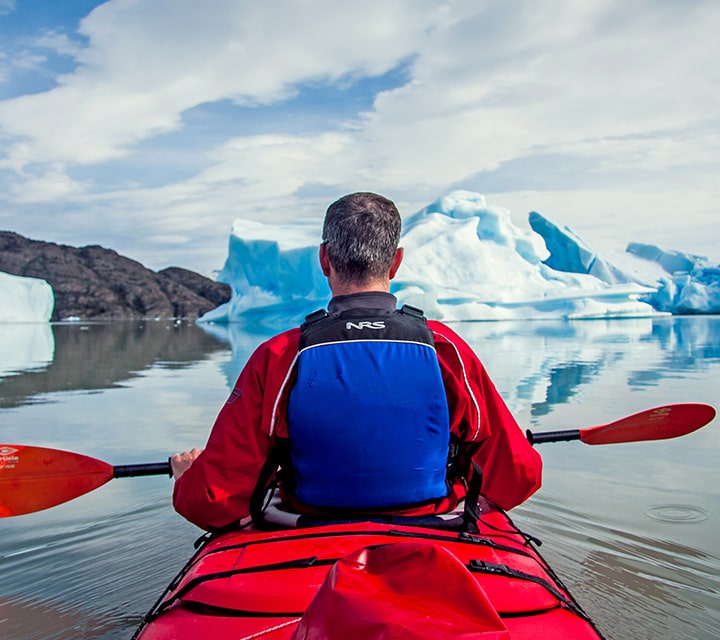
[322,192,401,284]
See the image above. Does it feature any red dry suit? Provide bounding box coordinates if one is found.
[173,294,542,531]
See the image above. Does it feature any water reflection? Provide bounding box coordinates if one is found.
[3,316,719,418]
[651,316,720,369]
[579,532,720,640]
[1,495,200,640]
[0,597,117,640]
[0,321,228,409]
[447,316,720,418]
[198,321,276,389]
[530,361,604,417]
[0,324,54,379]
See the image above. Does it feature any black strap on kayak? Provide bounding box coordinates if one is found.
[147,555,335,622]
[475,507,544,548]
[468,559,596,625]
[145,550,597,626]
[195,526,539,564]
[295,510,467,530]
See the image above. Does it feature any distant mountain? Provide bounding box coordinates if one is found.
[0,231,231,321]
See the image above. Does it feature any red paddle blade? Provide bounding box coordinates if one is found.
[579,403,716,445]
[0,445,113,517]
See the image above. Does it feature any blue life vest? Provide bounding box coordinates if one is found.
[287,306,451,509]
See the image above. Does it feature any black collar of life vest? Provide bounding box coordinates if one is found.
[327,291,398,315]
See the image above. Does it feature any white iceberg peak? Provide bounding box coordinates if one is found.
[407,190,547,265]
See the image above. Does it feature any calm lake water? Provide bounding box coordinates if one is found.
[1,316,719,639]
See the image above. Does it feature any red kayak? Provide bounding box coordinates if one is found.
[132,498,604,640]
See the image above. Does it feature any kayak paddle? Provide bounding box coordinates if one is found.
[0,445,170,517]
[1,403,715,517]
[526,403,715,445]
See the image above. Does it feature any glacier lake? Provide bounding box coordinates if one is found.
[1,316,719,640]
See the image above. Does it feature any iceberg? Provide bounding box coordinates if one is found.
[0,271,54,323]
[529,212,720,315]
[200,218,330,325]
[626,243,701,276]
[528,212,636,285]
[201,190,663,325]
[624,243,720,315]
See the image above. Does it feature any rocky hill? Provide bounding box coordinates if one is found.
[0,231,231,321]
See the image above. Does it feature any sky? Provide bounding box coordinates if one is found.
[0,0,718,276]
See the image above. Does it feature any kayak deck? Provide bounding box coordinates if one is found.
[133,500,604,639]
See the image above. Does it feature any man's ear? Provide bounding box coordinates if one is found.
[389,247,404,280]
[319,243,331,276]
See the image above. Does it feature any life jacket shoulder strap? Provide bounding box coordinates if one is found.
[398,303,425,319]
[300,308,330,329]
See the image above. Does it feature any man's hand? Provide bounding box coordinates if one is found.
[170,448,203,480]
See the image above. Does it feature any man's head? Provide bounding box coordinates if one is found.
[320,192,403,292]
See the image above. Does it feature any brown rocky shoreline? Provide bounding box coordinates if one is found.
[0,231,231,321]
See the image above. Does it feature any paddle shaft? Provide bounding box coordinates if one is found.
[113,461,171,478]
[526,429,581,445]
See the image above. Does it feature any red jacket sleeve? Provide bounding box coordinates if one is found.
[172,329,301,530]
[429,321,542,510]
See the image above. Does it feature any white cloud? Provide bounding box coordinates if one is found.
[9,164,89,203]
[353,0,720,179]
[32,29,85,58]
[2,0,718,177]
[0,44,48,85]
[0,0,440,169]
[0,0,718,272]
